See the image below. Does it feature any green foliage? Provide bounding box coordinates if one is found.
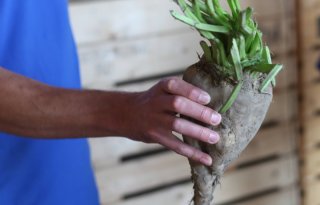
[171,0,283,113]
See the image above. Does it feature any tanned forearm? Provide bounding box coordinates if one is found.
[0,66,223,166]
[0,67,135,138]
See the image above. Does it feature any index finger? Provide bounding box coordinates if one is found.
[161,77,211,105]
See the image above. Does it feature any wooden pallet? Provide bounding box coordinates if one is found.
[298,0,320,204]
[69,0,300,204]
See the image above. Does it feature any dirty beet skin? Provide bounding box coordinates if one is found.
[183,62,273,205]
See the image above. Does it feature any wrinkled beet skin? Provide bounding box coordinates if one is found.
[183,64,273,205]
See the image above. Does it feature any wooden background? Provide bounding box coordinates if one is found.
[68,0,301,204]
[299,0,320,204]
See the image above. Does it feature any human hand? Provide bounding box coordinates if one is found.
[125,77,221,166]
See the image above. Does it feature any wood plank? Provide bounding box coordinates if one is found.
[69,0,294,45]
[78,31,202,89]
[234,124,297,167]
[304,117,320,181]
[304,116,320,149]
[304,182,320,205]
[69,0,185,45]
[302,0,320,9]
[257,16,296,55]
[96,156,297,204]
[300,2,320,205]
[237,186,300,205]
[304,147,320,183]
[89,122,296,170]
[97,152,190,204]
[273,54,298,90]
[89,137,160,170]
[108,54,297,93]
[79,31,295,91]
[302,50,320,84]
[109,185,299,205]
[303,83,320,117]
[264,89,297,124]
[301,8,320,50]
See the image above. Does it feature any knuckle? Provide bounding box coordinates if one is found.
[188,88,200,100]
[175,145,184,155]
[171,118,182,131]
[162,77,178,92]
[198,127,208,141]
[159,79,167,89]
[189,150,197,160]
[177,145,192,158]
[145,128,157,139]
[200,107,211,121]
[171,96,185,111]
[191,152,200,161]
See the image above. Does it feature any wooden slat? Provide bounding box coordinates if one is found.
[97,156,297,204]
[110,185,299,205]
[303,108,318,205]
[98,152,190,204]
[304,146,320,183]
[109,53,297,93]
[69,0,294,45]
[304,182,320,205]
[274,54,298,90]
[89,122,296,170]
[78,31,202,89]
[69,0,185,45]
[73,3,297,91]
[301,8,320,50]
[304,116,320,183]
[304,116,320,149]
[264,89,297,124]
[233,124,297,167]
[79,32,296,90]
[302,50,320,84]
[257,16,296,55]
[303,83,320,117]
[300,1,320,204]
[237,186,300,205]
[301,0,320,9]
[89,137,160,170]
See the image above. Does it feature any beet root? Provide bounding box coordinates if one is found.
[182,63,273,205]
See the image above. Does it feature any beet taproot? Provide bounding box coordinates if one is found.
[170,0,283,204]
[183,61,272,204]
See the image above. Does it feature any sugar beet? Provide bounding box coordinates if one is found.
[183,62,272,205]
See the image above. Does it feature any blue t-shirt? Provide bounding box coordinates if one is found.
[0,0,99,204]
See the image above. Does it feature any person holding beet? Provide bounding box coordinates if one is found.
[0,0,221,204]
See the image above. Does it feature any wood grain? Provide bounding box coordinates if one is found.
[89,122,297,169]
[97,156,298,204]
[69,0,295,45]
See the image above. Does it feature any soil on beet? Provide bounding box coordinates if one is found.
[182,62,273,205]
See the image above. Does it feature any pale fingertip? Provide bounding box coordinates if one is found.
[199,92,211,104]
[208,133,220,144]
[211,113,222,126]
[201,155,212,166]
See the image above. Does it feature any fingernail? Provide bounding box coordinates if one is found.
[208,133,219,144]
[211,113,221,125]
[199,93,211,104]
[201,156,212,166]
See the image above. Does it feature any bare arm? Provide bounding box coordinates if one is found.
[0,67,221,165]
